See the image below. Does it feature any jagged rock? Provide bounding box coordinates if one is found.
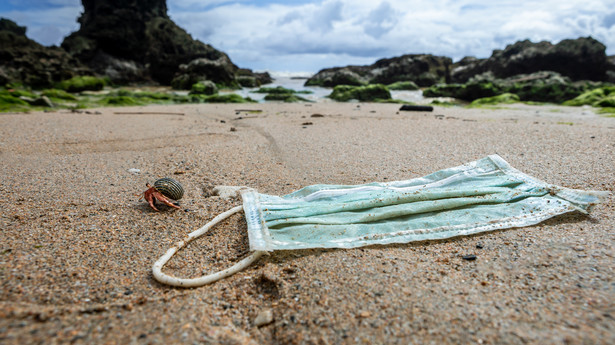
[33,96,54,107]
[89,52,146,84]
[18,95,54,107]
[305,67,368,87]
[62,0,240,85]
[451,37,608,83]
[0,18,91,88]
[329,84,391,102]
[252,71,274,85]
[306,54,451,88]
[0,18,26,35]
[371,55,451,86]
[189,80,217,95]
[607,55,615,83]
[449,56,485,84]
[170,57,237,89]
[387,81,419,90]
[236,68,273,87]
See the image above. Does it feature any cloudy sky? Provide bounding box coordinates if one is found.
[1,0,614,73]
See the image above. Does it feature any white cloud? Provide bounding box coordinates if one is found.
[362,2,399,38]
[1,0,613,72]
[0,5,82,46]
[168,0,615,72]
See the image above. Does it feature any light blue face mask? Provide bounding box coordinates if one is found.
[153,155,607,287]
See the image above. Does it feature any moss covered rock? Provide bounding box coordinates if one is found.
[42,89,78,101]
[329,84,391,102]
[423,82,500,101]
[5,88,37,99]
[424,71,589,103]
[189,81,217,95]
[133,91,174,100]
[563,86,615,107]
[57,76,105,93]
[387,81,419,90]
[100,95,142,106]
[505,73,586,103]
[254,86,294,94]
[0,92,30,111]
[263,93,310,102]
[202,94,254,103]
[305,69,367,87]
[595,95,615,107]
[236,76,259,87]
[471,93,520,106]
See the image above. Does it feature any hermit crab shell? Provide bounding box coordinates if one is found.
[153,177,184,200]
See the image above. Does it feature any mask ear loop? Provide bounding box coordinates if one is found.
[152,205,266,287]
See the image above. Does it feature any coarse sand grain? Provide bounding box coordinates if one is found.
[0,103,614,344]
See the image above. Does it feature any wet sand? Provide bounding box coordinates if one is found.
[1,102,614,344]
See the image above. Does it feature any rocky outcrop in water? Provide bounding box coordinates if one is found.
[451,37,609,83]
[0,18,91,88]
[307,37,611,91]
[305,54,451,87]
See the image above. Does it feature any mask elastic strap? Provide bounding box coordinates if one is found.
[152,205,266,287]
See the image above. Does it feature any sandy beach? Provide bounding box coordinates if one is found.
[1,102,614,344]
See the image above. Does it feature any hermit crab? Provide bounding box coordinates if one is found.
[141,177,184,211]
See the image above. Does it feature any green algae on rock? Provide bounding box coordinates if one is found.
[0,92,30,111]
[57,76,106,93]
[563,86,615,107]
[201,94,255,103]
[423,82,500,101]
[263,93,311,103]
[470,93,520,106]
[42,89,78,101]
[189,81,218,95]
[387,81,419,90]
[329,84,392,102]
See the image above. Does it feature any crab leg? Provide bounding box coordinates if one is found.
[145,191,161,212]
[153,191,181,210]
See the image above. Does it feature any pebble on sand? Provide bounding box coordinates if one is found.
[254,309,274,327]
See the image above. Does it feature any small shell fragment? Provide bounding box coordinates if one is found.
[254,309,274,327]
[154,177,184,200]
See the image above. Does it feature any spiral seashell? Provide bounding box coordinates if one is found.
[154,177,184,200]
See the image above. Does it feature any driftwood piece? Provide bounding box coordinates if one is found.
[399,105,434,112]
[113,111,184,116]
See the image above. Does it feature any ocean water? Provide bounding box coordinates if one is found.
[222,73,426,103]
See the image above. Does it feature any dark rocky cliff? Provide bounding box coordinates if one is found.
[61,0,238,85]
[451,37,609,83]
[0,18,90,88]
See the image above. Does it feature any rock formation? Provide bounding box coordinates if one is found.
[307,37,611,90]
[451,37,609,83]
[305,54,451,87]
[0,18,90,88]
[61,0,268,86]
[607,55,615,83]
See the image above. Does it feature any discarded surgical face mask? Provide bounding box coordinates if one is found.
[153,155,608,287]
